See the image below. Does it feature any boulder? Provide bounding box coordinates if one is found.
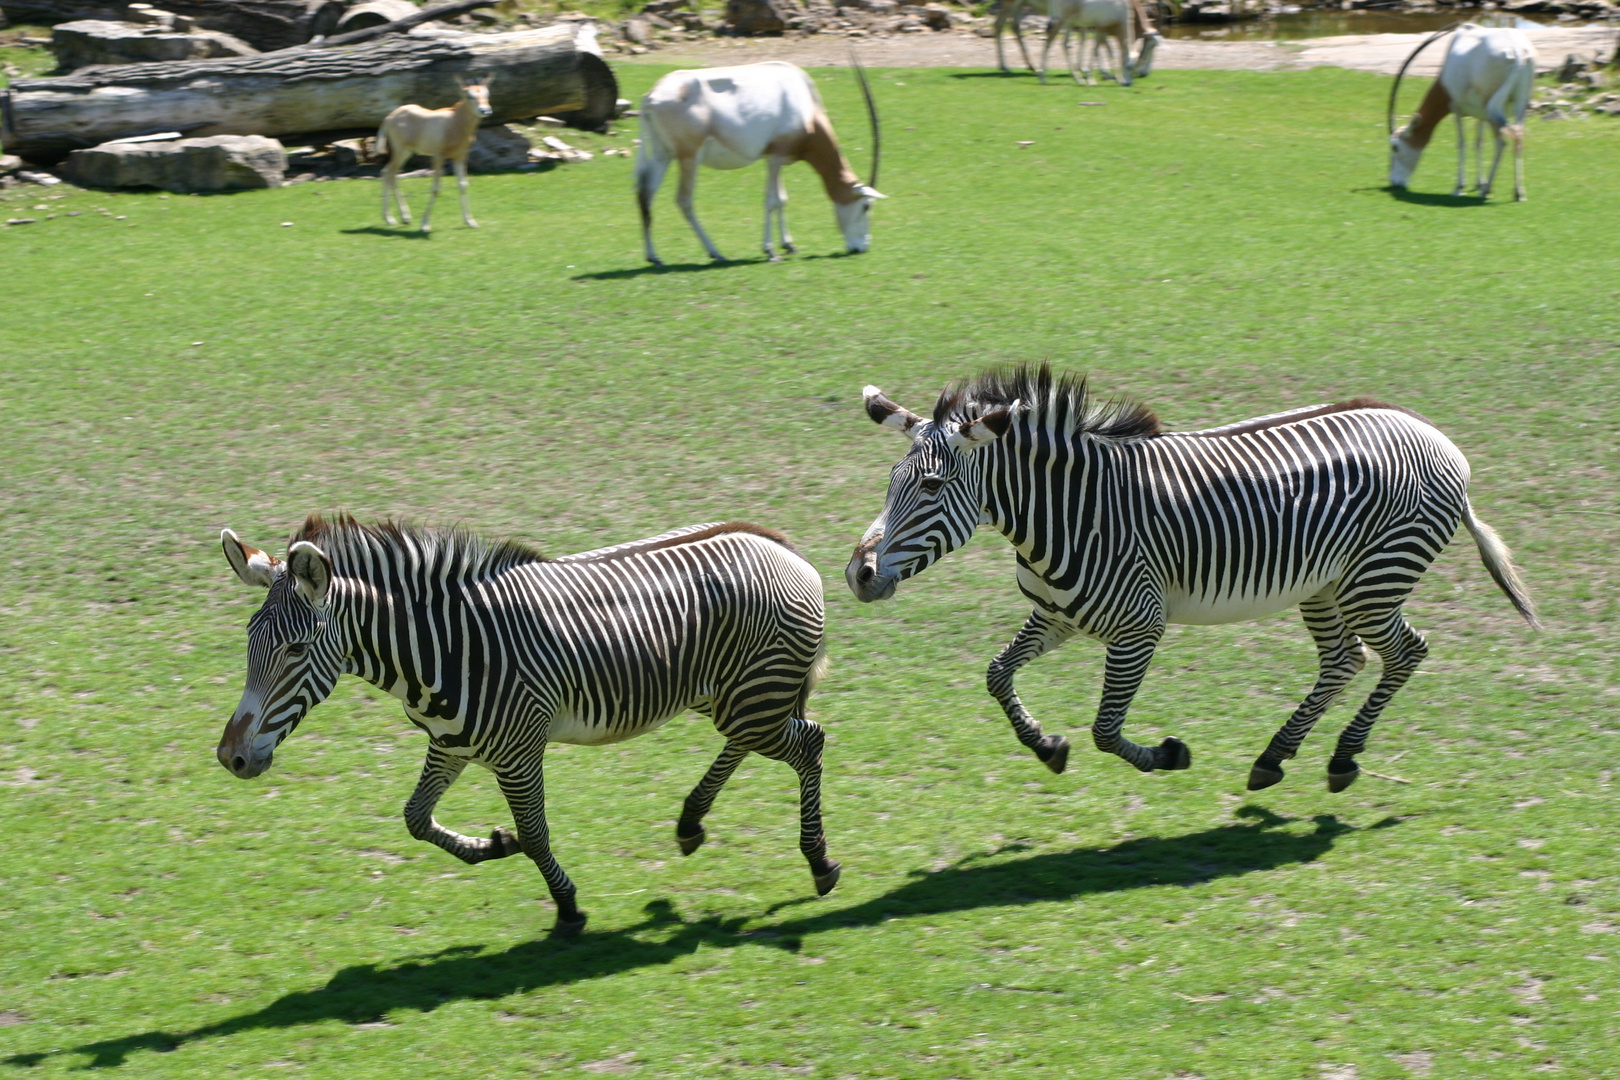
[62,134,285,191]
[622,14,652,40]
[724,0,799,34]
[49,18,257,70]
[332,0,419,34]
[465,124,531,172]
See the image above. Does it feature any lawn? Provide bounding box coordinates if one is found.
[1,63,1617,1079]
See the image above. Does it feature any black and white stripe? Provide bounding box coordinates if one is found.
[848,364,1537,792]
[219,516,836,935]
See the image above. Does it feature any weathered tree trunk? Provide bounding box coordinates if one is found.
[1,24,617,162]
[0,0,345,51]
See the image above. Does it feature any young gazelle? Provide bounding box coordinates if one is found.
[378,75,494,232]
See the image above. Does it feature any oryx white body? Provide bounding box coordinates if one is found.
[378,76,493,232]
[635,61,885,264]
[1040,0,1160,86]
[1389,25,1535,201]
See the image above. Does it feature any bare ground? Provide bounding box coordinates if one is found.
[620,24,1617,76]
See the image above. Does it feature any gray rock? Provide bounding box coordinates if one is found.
[50,19,257,71]
[622,14,652,41]
[63,135,285,192]
[725,0,800,34]
[465,125,531,172]
[0,154,21,175]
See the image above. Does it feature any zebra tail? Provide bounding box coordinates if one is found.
[1462,500,1541,629]
[796,639,830,718]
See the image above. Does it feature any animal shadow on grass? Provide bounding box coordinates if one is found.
[340,226,434,239]
[1382,186,1488,207]
[574,257,785,281]
[5,807,1393,1070]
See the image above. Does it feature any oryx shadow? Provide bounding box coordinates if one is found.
[1382,186,1488,207]
[573,257,766,281]
[339,226,435,239]
[3,807,1390,1070]
[948,70,1039,80]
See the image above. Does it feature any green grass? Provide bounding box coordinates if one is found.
[1,66,1617,1079]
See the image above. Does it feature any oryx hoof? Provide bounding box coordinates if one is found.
[766,252,784,263]
[490,826,523,859]
[1327,756,1360,793]
[813,860,842,897]
[1247,756,1285,791]
[1034,734,1070,774]
[465,219,479,229]
[783,241,796,254]
[676,822,706,856]
[647,256,664,267]
[550,909,588,938]
[1153,736,1191,772]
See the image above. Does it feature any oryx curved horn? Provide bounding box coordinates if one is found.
[850,49,880,189]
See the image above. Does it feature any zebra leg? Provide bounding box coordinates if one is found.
[404,745,524,862]
[495,757,586,936]
[730,714,839,896]
[1327,612,1429,793]
[986,609,1080,773]
[1092,633,1188,773]
[676,741,749,855]
[1248,590,1369,791]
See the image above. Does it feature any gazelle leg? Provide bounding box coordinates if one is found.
[495,755,585,935]
[1248,589,1369,790]
[986,608,1080,772]
[676,741,749,855]
[382,163,396,225]
[455,155,476,228]
[419,155,444,233]
[1013,6,1037,72]
[1091,631,1186,773]
[387,151,412,224]
[404,744,523,862]
[674,154,725,261]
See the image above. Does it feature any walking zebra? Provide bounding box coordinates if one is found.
[845,364,1537,792]
[217,515,838,936]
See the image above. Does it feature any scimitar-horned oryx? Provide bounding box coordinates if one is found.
[635,59,885,264]
[846,364,1538,793]
[217,516,838,937]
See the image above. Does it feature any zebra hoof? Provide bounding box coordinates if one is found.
[1155,737,1191,771]
[1327,758,1360,793]
[676,823,706,856]
[1247,759,1285,791]
[490,826,523,859]
[1035,734,1070,774]
[813,860,842,897]
[550,910,588,938]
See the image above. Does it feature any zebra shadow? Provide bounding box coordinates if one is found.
[4,807,1390,1070]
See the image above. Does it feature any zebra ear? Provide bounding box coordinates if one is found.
[286,541,332,607]
[948,401,1018,453]
[863,385,925,441]
[222,529,281,589]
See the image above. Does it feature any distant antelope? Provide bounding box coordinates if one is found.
[378,75,493,232]
[1040,0,1161,86]
[1389,25,1535,201]
[635,60,885,265]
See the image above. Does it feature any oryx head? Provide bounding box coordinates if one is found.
[835,184,887,255]
[845,385,1017,602]
[217,529,343,779]
[1388,128,1421,189]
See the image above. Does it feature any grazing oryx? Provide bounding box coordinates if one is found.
[217,516,837,936]
[847,364,1538,793]
[1040,0,1161,86]
[635,60,885,264]
[378,75,493,232]
[1389,25,1535,201]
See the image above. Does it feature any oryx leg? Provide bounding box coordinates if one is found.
[987,608,1081,773]
[674,154,725,261]
[495,755,586,935]
[454,155,477,228]
[419,154,445,233]
[1090,630,1189,774]
[404,744,523,862]
[635,147,671,265]
[1115,25,1134,85]
[1248,588,1369,791]
[1473,115,1485,192]
[1453,112,1467,196]
[1010,5,1038,72]
[1038,19,1062,84]
[762,156,794,261]
[676,741,749,855]
[1483,123,1508,201]
[1510,122,1526,201]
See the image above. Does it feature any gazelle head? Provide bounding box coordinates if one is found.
[216,530,343,779]
[845,385,1017,602]
[459,74,494,117]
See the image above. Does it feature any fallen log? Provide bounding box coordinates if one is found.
[0,0,345,51]
[1,24,618,162]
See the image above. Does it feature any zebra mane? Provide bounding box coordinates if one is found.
[290,513,548,578]
[933,363,1162,441]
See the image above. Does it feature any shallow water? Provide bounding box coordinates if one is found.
[1162,9,1578,40]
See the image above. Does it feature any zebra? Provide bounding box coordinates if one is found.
[845,364,1538,792]
[216,515,839,936]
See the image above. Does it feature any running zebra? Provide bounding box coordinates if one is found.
[217,516,838,936]
[846,364,1537,792]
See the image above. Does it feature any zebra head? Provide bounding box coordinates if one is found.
[217,529,343,779]
[846,385,1017,603]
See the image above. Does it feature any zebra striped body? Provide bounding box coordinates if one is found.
[848,365,1536,791]
[218,517,837,935]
